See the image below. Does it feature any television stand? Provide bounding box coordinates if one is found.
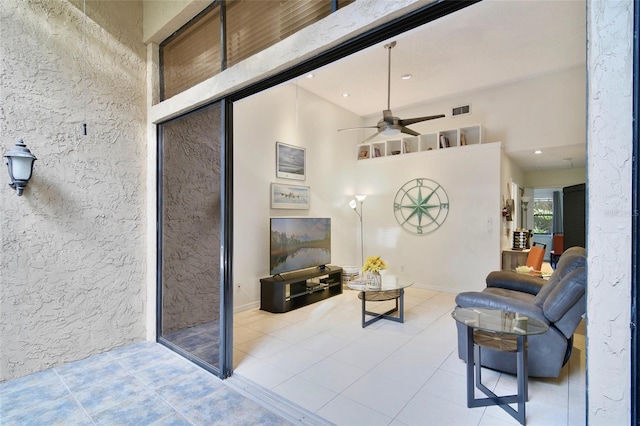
[260,266,343,313]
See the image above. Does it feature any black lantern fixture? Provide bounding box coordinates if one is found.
[4,139,37,196]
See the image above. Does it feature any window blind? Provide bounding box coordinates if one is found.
[225,0,332,67]
[160,0,355,100]
[161,6,221,100]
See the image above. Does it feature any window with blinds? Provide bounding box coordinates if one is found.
[161,5,221,100]
[225,0,332,66]
[160,0,355,101]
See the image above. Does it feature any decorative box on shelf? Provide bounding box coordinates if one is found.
[355,124,484,160]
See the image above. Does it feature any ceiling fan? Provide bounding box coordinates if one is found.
[339,41,445,143]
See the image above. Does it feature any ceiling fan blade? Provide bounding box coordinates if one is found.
[399,114,446,126]
[400,127,420,137]
[338,126,378,132]
[360,131,381,144]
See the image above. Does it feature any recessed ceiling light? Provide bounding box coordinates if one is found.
[342,92,350,98]
[534,150,542,155]
[306,73,315,79]
[401,74,412,80]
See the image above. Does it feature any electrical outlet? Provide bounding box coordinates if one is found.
[400,265,405,273]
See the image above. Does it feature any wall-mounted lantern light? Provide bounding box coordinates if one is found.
[4,139,37,196]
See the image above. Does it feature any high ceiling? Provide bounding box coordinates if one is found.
[295,0,587,172]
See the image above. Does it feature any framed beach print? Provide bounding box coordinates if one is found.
[271,183,310,210]
[276,142,306,181]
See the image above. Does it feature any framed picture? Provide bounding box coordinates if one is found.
[276,142,305,181]
[271,183,310,210]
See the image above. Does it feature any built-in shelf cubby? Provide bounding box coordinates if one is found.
[356,124,484,160]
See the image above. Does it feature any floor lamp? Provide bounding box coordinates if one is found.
[349,195,366,269]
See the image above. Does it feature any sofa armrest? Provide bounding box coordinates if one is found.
[485,271,546,295]
[455,291,548,324]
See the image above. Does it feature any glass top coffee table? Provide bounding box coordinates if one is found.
[451,307,549,425]
[348,279,413,328]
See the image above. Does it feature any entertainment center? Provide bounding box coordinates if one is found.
[260,266,343,313]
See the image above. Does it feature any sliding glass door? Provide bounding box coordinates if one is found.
[157,101,232,376]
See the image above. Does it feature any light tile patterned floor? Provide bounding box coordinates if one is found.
[0,287,585,426]
[234,287,586,426]
[0,342,291,425]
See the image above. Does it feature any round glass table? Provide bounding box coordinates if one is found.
[451,307,549,425]
[348,279,414,328]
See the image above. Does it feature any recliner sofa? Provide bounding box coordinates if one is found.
[454,246,586,378]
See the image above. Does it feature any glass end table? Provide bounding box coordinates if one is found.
[348,279,413,328]
[451,307,549,425]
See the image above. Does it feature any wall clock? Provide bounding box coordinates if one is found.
[393,178,449,235]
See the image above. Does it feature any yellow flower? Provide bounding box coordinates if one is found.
[363,256,387,273]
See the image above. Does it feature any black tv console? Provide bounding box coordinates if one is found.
[260,266,343,313]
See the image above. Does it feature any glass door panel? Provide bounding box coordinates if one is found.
[158,102,223,372]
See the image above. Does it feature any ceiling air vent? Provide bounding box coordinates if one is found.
[452,105,471,117]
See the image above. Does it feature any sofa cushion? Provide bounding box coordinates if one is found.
[483,287,536,304]
[543,267,586,322]
[533,247,586,308]
[485,271,545,295]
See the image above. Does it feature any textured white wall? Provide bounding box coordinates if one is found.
[586,0,634,422]
[0,0,146,381]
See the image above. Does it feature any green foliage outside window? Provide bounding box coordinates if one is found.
[533,198,553,234]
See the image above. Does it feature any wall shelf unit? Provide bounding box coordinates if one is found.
[356,124,484,160]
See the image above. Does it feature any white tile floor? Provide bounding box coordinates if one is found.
[233,287,586,426]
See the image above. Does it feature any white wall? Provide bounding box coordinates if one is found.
[500,150,525,250]
[354,143,502,293]
[586,0,634,422]
[363,67,586,253]
[525,167,586,188]
[363,66,586,159]
[231,66,587,307]
[143,0,635,420]
[0,0,146,381]
[233,84,361,310]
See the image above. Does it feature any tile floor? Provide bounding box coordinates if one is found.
[0,287,585,425]
[0,341,293,425]
[233,287,586,426]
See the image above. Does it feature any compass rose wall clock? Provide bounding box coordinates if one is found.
[393,178,449,235]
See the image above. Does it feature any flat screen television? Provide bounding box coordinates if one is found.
[270,217,331,275]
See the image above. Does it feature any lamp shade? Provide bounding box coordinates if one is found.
[349,199,357,209]
[380,126,401,137]
[4,139,37,195]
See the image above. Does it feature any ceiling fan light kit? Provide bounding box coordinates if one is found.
[339,41,445,143]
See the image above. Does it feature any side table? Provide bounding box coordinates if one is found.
[451,307,548,425]
[348,280,414,328]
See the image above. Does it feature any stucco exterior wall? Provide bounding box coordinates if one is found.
[586,0,634,423]
[0,0,146,381]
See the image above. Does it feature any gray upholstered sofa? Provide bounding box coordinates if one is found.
[454,246,587,378]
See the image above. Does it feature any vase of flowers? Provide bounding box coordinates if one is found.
[363,256,387,290]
